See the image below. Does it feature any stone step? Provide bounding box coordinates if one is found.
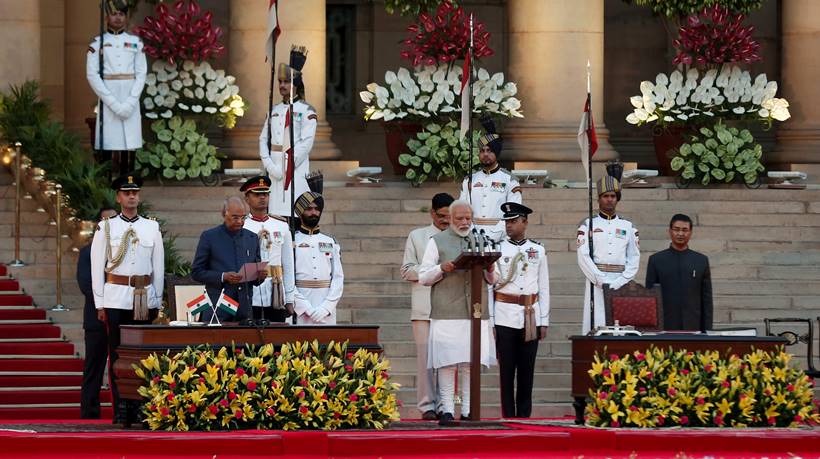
[385,356,572,375]
[396,386,570,404]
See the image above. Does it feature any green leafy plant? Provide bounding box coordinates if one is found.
[136,116,222,180]
[670,122,764,186]
[622,0,764,19]
[382,0,454,16]
[398,120,479,186]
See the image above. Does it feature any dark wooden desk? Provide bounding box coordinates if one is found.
[569,334,787,424]
[115,324,381,401]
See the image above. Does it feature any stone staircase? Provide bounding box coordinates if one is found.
[2,162,818,418]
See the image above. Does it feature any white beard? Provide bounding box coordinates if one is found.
[452,226,471,237]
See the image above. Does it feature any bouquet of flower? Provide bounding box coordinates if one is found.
[400,0,493,66]
[360,64,522,122]
[625,65,790,128]
[143,60,246,128]
[135,0,225,65]
[135,340,401,431]
[672,5,761,66]
[585,346,820,428]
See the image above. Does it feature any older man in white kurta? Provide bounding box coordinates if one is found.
[85,5,146,153]
[419,200,496,424]
[292,192,343,325]
[577,176,640,334]
[400,192,454,420]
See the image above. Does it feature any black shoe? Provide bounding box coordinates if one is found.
[422,410,438,421]
[438,412,455,426]
[460,414,471,421]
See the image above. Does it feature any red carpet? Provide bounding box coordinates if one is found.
[0,264,110,421]
[0,420,818,458]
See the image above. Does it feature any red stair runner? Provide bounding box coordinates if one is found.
[0,264,111,420]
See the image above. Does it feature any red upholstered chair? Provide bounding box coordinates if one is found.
[603,281,664,332]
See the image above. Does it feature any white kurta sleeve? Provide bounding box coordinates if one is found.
[537,250,551,327]
[400,231,420,282]
[294,107,316,169]
[418,239,443,286]
[282,231,295,304]
[577,220,606,287]
[319,241,344,315]
[151,225,165,308]
[259,115,284,180]
[90,223,107,309]
[610,225,641,290]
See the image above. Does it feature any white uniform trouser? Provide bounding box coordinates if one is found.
[474,222,505,243]
[412,320,436,413]
[437,363,470,417]
[581,271,623,334]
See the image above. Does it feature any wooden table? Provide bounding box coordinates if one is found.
[114,324,381,401]
[569,334,787,424]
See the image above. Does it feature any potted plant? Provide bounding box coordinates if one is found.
[398,120,480,186]
[671,122,764,187]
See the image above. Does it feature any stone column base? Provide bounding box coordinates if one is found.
[502,122,618,163]
[772,127,820,165]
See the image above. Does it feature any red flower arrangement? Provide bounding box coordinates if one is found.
[672,5,761,67]
[400,0,493,66]
[135,0,225,65]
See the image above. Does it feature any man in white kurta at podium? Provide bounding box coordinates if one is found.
[459,118,521,242]
[259,46,317,218]
[292,192,344,325]
[576,175,640,334]
[240,176,295,322]
[419,200,497,425]
[85,0,147,175]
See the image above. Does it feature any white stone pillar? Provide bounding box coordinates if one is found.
[505,0,616,163]
[0,1,41,91]
[774,0,820,165]
[63,0,99,135]
[226,0,339,160]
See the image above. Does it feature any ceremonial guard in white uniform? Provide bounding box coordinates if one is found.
[491,202,550,418]
[90,175,164,422]
[460,118,521,242]
[240,176,295,322]
[576,176,640,334]
[259,46,318,218]
[292,192,344,325]
[86,0,146,174]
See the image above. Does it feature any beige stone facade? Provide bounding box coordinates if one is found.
[1,0,814,172]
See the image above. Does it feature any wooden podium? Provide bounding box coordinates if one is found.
[114,324,381,402]
[452,250,500,421]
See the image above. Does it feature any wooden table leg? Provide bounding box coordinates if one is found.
[573,396,587,425]
[469,265,482,421]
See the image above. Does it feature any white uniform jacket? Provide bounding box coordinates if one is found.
[576,213,640,334]
[400,224,441,321]
[293,228,344,324]
[491,239,550,329]
[90,215,164,311]
[86,31,147,151]
[459,166,522,241]
[242,215,295,307]
[259,100,317,217]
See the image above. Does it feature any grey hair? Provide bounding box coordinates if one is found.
[222,196,248,215]
[449,199,473,215]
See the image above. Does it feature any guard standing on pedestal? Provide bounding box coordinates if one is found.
[240,176,295,322]
[491,202,550,418]
[576,176,640,334]
[459,117,521,242]
[86,0,147,176]
[90,175,164,422]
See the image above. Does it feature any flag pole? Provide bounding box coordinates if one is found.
[586,60,596,333]
[266,1,279,314]
[466,13,474,205]
[288,65,298,326]
[98,1,106,176]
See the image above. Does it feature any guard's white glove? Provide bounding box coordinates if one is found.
[110,101,133,119]
[609,277,627,290]
[265,152,284,180]
[308,307,328,322]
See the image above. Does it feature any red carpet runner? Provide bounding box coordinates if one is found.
[0,264,112,419]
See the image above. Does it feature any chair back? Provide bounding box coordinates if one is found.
[603,281,664,332]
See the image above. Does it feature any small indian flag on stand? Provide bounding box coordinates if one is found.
[216,290,239,316]
[186,292,212,316]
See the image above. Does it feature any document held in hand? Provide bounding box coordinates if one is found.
[238,261,268,282]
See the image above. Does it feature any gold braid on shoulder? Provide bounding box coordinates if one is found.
[494,252,524,291]
[104,218,137,273]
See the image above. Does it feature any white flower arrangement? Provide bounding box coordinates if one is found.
[626,65,790,127]
[359,64,523,122]
[143,60,247,128]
